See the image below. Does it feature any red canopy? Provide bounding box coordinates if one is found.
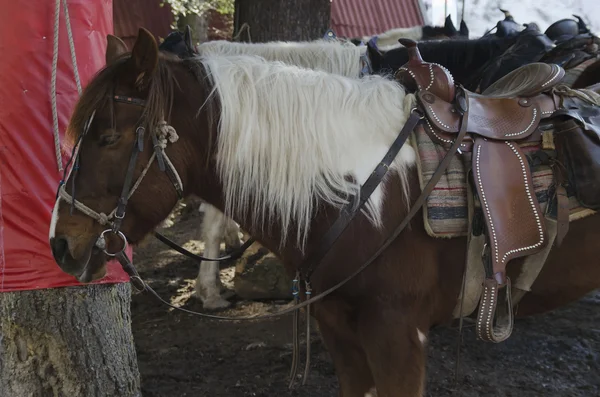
[0,0,130,291]
[331,0,424,38]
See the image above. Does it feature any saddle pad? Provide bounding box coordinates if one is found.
[411,125,593,238]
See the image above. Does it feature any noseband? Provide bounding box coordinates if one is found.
[57,94,184,257]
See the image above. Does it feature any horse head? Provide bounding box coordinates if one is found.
[49,28,206,282]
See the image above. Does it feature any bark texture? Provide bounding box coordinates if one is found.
[0,283,141,397]
[233,0,331,42]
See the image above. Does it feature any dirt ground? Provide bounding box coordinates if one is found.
[131,203,600,397]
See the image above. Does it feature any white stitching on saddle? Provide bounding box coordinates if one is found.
[505,108,538,137]
[406,69,422,90]
[478,285,493,340]
[477,289,486,338]
[542,110,554,115]
[425,120,451,142]
[425,64,434,90]
[486,288,494,340]
[427,105,451,129]
[425,120,467,148]
[432,62,452,76]
[500,141,545,264]
[541,68,561,87]
[475,144,499,265]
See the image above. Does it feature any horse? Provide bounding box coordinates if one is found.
[157,31,371,309]
[367,32,525,90]
[49,28,600,396]
[368,25,599,92]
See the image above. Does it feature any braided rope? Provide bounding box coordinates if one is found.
[58,185,112,226]
[553,84,600,106]
[51,0,83,173]
[51,0,62,172]
[62,0,82,95]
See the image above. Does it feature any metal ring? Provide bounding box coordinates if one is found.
[99,229,128,257]
[410,107,425,120]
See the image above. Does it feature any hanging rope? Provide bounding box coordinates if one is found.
[51,0,62,172]
[51,0,84,172]
[62,0,82,95]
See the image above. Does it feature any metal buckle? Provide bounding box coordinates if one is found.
[410,107,425,120]
[96,229,128,257]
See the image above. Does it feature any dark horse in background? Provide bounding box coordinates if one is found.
[49,27,600,396]
[351,14,469,46]
[367,14,600,92]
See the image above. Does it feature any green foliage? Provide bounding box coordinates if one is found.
[160,0,234,19]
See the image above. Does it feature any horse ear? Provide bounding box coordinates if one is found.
[184,25,194,49]
[129,27,159,89]
[460,20,469,37]
[444,15,457,34]
[106,35,128,65]
[366,40,383,71]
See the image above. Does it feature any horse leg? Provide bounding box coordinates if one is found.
[357,304,427,397]
[196,204,231,310]
[315,299,376,397]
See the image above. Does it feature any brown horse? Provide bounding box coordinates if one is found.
[49,28,600,396]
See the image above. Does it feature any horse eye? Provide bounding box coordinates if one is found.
[98,134,121,147]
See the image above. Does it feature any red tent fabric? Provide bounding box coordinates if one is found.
[331,0,424,38]
[0,0,130,291]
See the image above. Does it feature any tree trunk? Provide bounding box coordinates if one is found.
[0,283,141,397]
[233,0,331,42]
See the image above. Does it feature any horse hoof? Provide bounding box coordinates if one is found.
[203,296,232,311]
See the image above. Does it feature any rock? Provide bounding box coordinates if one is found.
[233,243,292,300]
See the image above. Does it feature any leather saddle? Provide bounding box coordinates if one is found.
[396,39,573,343]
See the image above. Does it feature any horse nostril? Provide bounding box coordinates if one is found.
[50,236,69,262]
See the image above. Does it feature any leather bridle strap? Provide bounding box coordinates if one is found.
[113,126,146,232]
[153,231,256,262]
[117,101,470,322]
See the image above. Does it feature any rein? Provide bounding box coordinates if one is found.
[60,87,470,387]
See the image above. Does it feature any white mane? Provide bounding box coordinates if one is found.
[197,39,365,78]
[198,54,416,249]
[362,25,423,47]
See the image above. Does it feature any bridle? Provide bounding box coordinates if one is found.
[56,80,470,387]
[57,94,184,261]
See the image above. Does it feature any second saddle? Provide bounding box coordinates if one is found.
[395,39,599,343]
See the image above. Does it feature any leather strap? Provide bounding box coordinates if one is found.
[113,126,146,231]
[153,231,255,262]
[555,183,570,247]
[299,110,423,279]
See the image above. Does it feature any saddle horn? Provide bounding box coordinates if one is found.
[395,39,456,103]
[573,15,591,33]
[499,8,514,20]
